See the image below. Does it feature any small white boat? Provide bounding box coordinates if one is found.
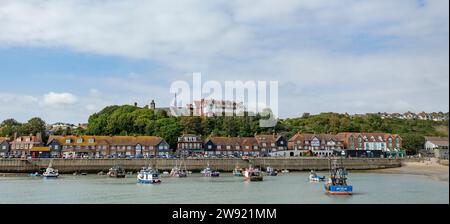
[43,167,59,178]
[201,165,220,177]
[137,166,162,184]
[281,169,290,174]
[309,170,325,182]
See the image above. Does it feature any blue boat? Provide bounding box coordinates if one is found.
[324,158,353,195]
[29,172,42,177]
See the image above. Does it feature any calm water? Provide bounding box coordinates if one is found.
[0,172,448,204]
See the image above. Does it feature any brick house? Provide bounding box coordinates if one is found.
[9,133,44,157]
[177,134,203,156]
[255,134,288,157]
[288,133,344,157]
[47,135,169,158]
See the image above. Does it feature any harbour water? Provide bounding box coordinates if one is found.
[0,172,448,204]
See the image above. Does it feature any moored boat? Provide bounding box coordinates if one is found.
[29,172,42,177]
[43,167,59,178]
[43,161,59,178]
[266,167,278,176]
[201,164,220,177]
[107,165,126,178]
[324,158,353,195]
[137,166,162,184]
[233,165,243,177]
[309,170,325,182]
[170,161,188,178]
[243,167,263,181]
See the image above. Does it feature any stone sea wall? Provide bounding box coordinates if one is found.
[0,158,402,173]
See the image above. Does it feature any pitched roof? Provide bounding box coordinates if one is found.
[425,136,449,146]
[48,135,164,146]
[206,137,241,146]
[0,137,10,143]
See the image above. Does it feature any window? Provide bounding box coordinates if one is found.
[1,146,5,150]
[226,145,231,150]
[208,145,212,149]
[54,145,59,150]
[253,146,258,150]
[66,139,71,144]
[217,146,222,150]
[88,138,95,144]
[245,146,249,150]
[77,138,83,144]
[395,138,400,148]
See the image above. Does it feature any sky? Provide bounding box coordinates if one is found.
[0,0,449,124]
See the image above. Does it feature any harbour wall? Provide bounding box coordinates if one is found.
[0,158,402,173]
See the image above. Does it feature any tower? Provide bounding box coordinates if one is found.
[150,100,156,110]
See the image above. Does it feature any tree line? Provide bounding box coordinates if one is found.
[1,105,448,154]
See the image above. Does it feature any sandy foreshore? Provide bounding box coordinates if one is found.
[373,159,449,182]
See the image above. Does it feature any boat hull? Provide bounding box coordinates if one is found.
[137,179,162,184]
[310,176,326,182]
[325,185,353,195]
[245,176,263,181]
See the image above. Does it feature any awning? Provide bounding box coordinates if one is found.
[31,147,51,152]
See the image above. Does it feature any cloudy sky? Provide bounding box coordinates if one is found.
[0,0,448,124]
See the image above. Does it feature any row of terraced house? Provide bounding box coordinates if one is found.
[0,132,402,158]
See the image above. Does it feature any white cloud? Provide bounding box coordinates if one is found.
[0,0,448,121]
[42,92,78,107]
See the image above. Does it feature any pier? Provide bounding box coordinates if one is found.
[0,158,402,173]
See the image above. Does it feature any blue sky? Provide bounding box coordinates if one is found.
[0,0,448,123]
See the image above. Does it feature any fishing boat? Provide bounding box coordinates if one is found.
[107,165,126,178]
[137,166,162,184]
[309,170,325,182]
[266,167,278,176]
[324,158,353,195]
[43,162,59,178]
[243,166,263,181]
[232,164,243,176]
[170,161,188,178]
[201,164,220,177]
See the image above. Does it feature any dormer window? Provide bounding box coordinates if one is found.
[88,138,95,144]
[77,138,83,144]
[66,139,71,144]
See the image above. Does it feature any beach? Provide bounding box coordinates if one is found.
[373,158,449,182]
